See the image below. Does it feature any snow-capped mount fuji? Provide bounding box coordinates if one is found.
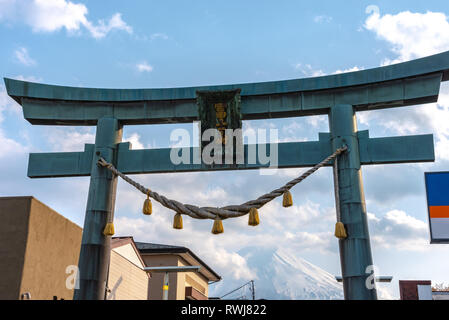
[224,247,344,300]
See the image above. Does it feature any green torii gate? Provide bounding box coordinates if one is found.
[5,51,449,300]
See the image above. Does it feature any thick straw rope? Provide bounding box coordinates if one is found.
[333,156,341,222]
[98,146,347,220]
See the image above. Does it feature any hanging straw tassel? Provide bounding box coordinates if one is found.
[103,222,115,236]
[173,213,183,230]
[334,221,347,239]
[103,198,115,236]
[142,191,152,215]
[248,207,260,226]
[282,190,293,207]
[211,217,224,234]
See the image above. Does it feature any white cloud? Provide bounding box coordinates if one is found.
[261,200,334,234]
[136,61,153,73]
[294,63,363,77]
[314,15,332,24]
[14,47,36,66]
[123,132,145,150]
[333,66,363,74]
[0,129,28,158]
[0,85,10,123]
[358,84,449,161]
[376,284,396,300]
[364,10,449,65]
[44,127,95,152]
[150,33,169,40]
[12,74,42,82]
[200,245,256,281]
[25,0,88,33]
[306,115,327,128]
[438,87,449,108]
[84,13,132,39]
[41,129,149,153]
[0,83,29,160]
[0,0,132,39]
[368,210,429,251]
[294,63,326,77]
[362,10,449,161]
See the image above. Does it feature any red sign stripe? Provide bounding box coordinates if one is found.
[429,206,449,218]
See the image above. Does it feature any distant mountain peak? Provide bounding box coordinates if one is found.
[235,246,344,300]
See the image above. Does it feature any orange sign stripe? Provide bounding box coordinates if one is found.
[429,206,449,218]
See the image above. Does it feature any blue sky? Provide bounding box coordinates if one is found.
[1,0,449,299]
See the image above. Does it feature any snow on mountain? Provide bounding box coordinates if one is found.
[215,246,344,300]
[269,249,343,299]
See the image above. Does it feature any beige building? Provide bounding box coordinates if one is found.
[0,196,82,300]
[136,242,221,300]
[107,237,150,300]
[0,196,221,300]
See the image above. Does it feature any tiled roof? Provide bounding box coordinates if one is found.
[135,241,221,282]
[135,242,186,251]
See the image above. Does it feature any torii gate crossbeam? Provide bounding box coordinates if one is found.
[5,51,449,300]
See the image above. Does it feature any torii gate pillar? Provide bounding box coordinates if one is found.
[330,104,377,300]
[6,50,448,300]
[74,117,122,300]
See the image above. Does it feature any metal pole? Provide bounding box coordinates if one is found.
[329,104,377,300]
[162,272,169,300]
[144,266,201,300]
[74,117,122,300]
[251,280,255,300]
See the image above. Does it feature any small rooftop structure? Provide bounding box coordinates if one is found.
[136,241,221,300]
[400,280,433,300]
[135,242,221,283]
[107,237,150,300]
[432,291,449,300]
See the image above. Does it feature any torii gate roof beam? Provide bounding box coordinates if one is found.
[4,51,449,126]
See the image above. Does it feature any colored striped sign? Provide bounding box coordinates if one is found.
[425,172,449,243]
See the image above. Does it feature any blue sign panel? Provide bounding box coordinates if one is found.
[424,172,449,244]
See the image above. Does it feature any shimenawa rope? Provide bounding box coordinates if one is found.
[98,146,347,225]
